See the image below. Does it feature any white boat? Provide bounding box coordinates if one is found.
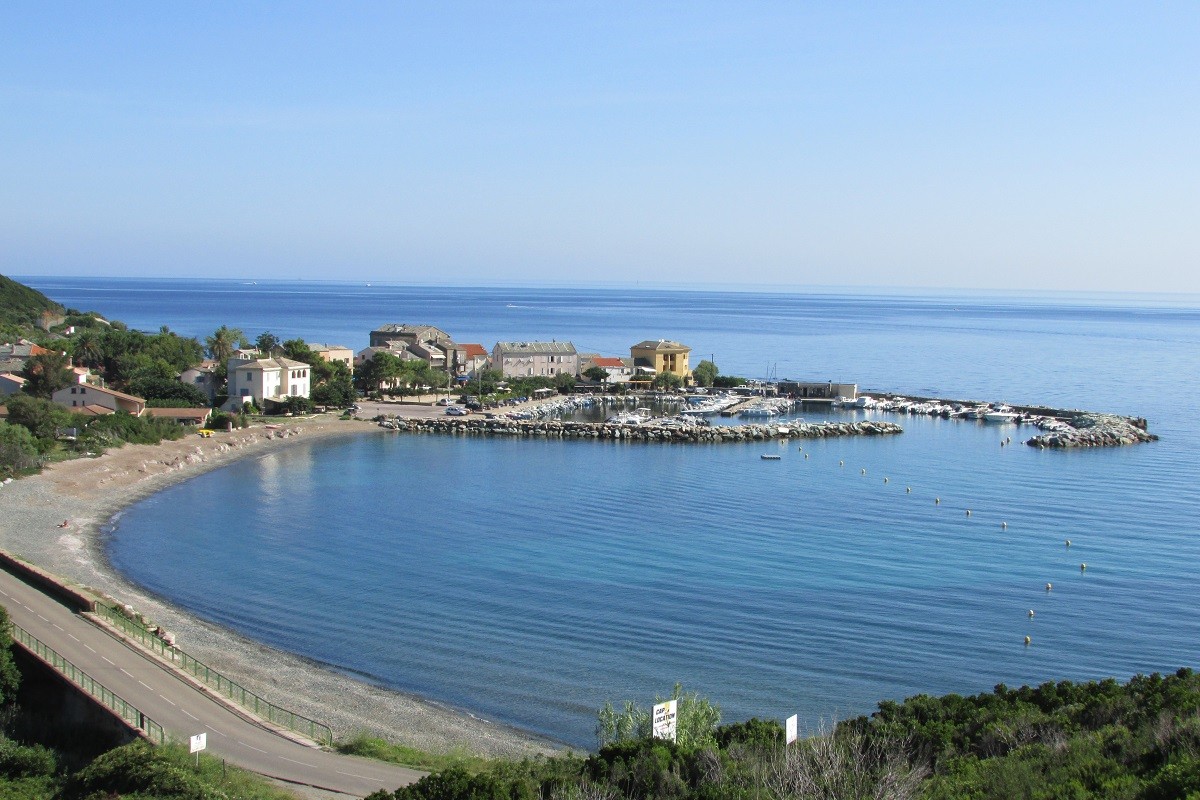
[854,396,876,408]
[984,406,1019,424]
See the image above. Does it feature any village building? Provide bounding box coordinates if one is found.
[457,343,489,376]
[52,384,147,416]
[368,324,470,374]
[491,341,578,378]
[145,407,213,426]
[0,373,26,396]
[579,355,634,383]
[307,343,354,369]
[630,340,692,381]
[180,360,222,404]
[224,356,311,412]
[0,340,52,374]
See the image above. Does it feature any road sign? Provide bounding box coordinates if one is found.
[652,700,678,742]
[785,714,798,745]
[190,732,207,754]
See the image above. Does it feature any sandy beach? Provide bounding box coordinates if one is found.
[0,414,564,759]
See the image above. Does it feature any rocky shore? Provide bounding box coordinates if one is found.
[1025,413,1159,449]
[378,416,904,441]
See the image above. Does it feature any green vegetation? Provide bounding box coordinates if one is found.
[337,736,496,774]
[0,275,64,340]
[365,671,1200,800]
[651,372,684,390]
[355,351,449,399]
[692,360,718,388]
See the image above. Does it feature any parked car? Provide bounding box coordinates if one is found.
[445,406,469,416]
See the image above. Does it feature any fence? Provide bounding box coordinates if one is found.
[10,622,166,744]
[94,603,333,745]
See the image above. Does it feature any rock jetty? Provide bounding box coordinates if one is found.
[378,416,903,442]
[1025,413,1158,449]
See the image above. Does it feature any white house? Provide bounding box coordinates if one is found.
[52,384,146,416]
[180,360,221,403]
[224,357,311,411]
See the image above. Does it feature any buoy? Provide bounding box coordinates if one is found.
[839,460,844,467]
[1006,436,1011,444]
[1045,582,1053,591]
[1080,563,1087,572]
[935,497,941,505]
[1001,521,1007,529]
[1065,539,1071,547]
[883,477,889,483]
[1028,609,1035,618]
[1024,635,1031,646]
[966,509,972,517]
[906,487,911,493]
[804,453,809,459]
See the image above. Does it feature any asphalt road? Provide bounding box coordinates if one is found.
[0,568,424,798]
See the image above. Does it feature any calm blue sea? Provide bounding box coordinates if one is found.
[20,276,1200,748]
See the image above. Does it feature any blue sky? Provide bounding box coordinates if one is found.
[2,3,1197,292]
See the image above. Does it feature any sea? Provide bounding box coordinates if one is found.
[18,276,1200,749]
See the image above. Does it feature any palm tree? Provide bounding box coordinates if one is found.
[205,326,245,363]
[70,330,103,370]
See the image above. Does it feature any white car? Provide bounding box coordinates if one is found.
[445,406,469,416]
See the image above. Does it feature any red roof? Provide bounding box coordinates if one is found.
[593,357,625,368]
[461,343,488,358]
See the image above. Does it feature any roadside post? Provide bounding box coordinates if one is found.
[190,732,206,769]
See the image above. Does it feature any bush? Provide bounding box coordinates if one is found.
[62,742,214,800]
[0,738,55,779]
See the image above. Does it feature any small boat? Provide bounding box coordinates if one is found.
[984,411,1018,424]
[760,454,781,460]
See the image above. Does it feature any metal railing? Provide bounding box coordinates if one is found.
[10,621,166,744]
[94,604,333,745]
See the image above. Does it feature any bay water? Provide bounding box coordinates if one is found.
[22,277,1200,747]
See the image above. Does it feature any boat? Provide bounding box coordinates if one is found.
[984,408,1019,424]
[760,454,781,460]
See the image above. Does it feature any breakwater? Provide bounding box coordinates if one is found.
[377,416,903,442]
[1023,413,1158,449]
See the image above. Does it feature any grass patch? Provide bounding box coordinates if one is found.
[335,735,492,774]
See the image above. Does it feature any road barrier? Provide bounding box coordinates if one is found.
[94,603,333,745]
[10,621,166,744]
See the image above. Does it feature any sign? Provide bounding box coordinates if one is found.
[785,714,798,745]
[652,700,678,742]
[190,732,207,754]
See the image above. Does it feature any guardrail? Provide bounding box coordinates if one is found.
[94,604,333,745]
[10,621,166,745]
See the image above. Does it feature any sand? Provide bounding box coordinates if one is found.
[0,415,565,759]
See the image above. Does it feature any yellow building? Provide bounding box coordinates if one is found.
[630,339,692,382]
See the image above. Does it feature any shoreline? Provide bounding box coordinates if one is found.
[0,416,565,759]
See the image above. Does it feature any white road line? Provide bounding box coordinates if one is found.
[205,725,227,737]
[36,614,48,621]
[84,644,96,652]
[237,741,268,754]
[0,589,8,596]
[69,634,80,641]
[183,710,199,721]
[102,656,115,665]
[119,668,134,677]
[158,695,177,706]
[336,770,374,780]
[52,623,63,630]
[278,756,317,768]
[138,680,153,690]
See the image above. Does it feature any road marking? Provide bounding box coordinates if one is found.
[37,614,48,622]
[52,623,63,630]
[159,695,177,706]
[138,680,153,690]
[337,770,375,780]
[102,656,115,665]
[84,644,96,652]
[68,634,79,641]
[119,668,134,677]
[237,741,268,754]
[23,605,32,612]
[205,725,227,737]
[0,589,8,596]
[183,709,199,721]
[278,756,317,768]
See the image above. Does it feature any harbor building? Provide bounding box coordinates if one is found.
[491,341,578,378]
[630,340,692,381]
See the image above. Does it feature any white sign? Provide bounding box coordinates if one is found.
[785,714,798,745]
[190,732,207,753]
[652,700,678,742]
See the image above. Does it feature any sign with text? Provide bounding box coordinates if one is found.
[785,714,798,745]
[190,732,207,754]
[652,700,678,742]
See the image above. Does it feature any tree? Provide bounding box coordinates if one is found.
[693,360,718,388]
[0,421,40,475]
[19,351,73,398]
[652,372,684,391]
[255,331,281,356]
[281,338,315,363]
[583,366,610,385]
[205,326,246,363]
[311,361,355,407]
[554,372,577,393]
[3,394,71,452]
[69,329,105,370]
[766,720,926,800]
[0,606,21,708]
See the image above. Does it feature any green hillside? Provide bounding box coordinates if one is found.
[0,275,63,333]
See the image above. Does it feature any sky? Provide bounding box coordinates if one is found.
[2,2,1198,292]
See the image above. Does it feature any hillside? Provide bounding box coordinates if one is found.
[0,274,63,333]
